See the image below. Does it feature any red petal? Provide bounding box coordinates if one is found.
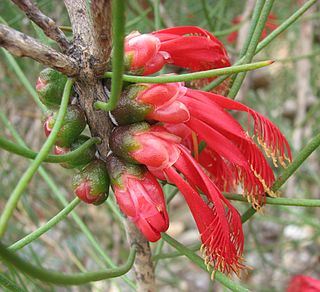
[164,165,245,274]
[147,101,190,123]
[192,90,292,166]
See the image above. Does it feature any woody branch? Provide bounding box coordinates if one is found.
[10,0,70,52]
[0,24,78,76]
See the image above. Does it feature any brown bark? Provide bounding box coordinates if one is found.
[91,0,113,75]
[63,0,113,157]
[0,24,78,76]
[124,220,156,292]
[10,0,70,52]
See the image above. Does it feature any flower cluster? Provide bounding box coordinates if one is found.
[37,68,109,205]
[105,26,292,275]
[36,26,292,277]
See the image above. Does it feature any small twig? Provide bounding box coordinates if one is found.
[91,0,112,75]
[123,220,156,292]
[0,24,78,76]
[11,0,70,52]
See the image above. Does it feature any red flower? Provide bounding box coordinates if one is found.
[111,82,189,125]
[106,154,169,242]
[124,26,231,94]
[227,14,278,44]
[110,122,245,275]
[287,275,320,292]
[110,82,292,208]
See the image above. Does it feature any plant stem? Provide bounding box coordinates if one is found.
[0,79,73,237]
[161,233,250,292]
[93,0,125,111]
[0,136,100,163]
[153,0,161,30]
[101,60,273,84]
[203,0,318,92]
[224,193,320,207]
[0,272,25,292]
[241,132,320,223]
[228,0,274,98]
[0,241,136,285]
[9,198,80,252]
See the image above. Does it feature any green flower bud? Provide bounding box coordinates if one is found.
[36,68,68,108]
[54,135,96,169]
[44,105,87,147]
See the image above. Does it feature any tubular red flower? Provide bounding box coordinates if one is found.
[111,81,291,208]
[152,26,231,94]
[287,275,320,292]
[109,122,245,275]
[106,154,169,242]
[124,26,231,94]
[179,88,292,207]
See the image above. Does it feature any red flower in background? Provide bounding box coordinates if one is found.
[124,26,231,95]
[287,275,320,292]
[227,14,278,44]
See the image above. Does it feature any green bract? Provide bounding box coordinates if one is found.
[36,68,68,108]
[111,85,152,125]
[45,105,87,147]
[56,135,97,169]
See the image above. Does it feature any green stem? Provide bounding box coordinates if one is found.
[0,79,74,237]
[153,0,161,30]
[94,0,125,111]
[9,198,80,252]
[0,273,25,292]
[201,0,214,31]
[241,132,320,223]
[0,136,100,163]
[0,242,136,285]
[224,193,320,207]
[203,0,318,92]
[161,233,249,292]
[213,22,243,37]
[101,60,273,84]
[153,242,200,261]
[228,0,274,98]
[237,0,266,60]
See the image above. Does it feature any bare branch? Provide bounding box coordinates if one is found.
[11,0,70,52]
[91,0,112,75]
[0,24,78,76]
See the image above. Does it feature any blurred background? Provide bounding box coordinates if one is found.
[0,0,319,291]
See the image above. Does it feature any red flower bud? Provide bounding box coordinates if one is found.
[72,160,109,205]
[111,82,189,125]
[106,154,169,242]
